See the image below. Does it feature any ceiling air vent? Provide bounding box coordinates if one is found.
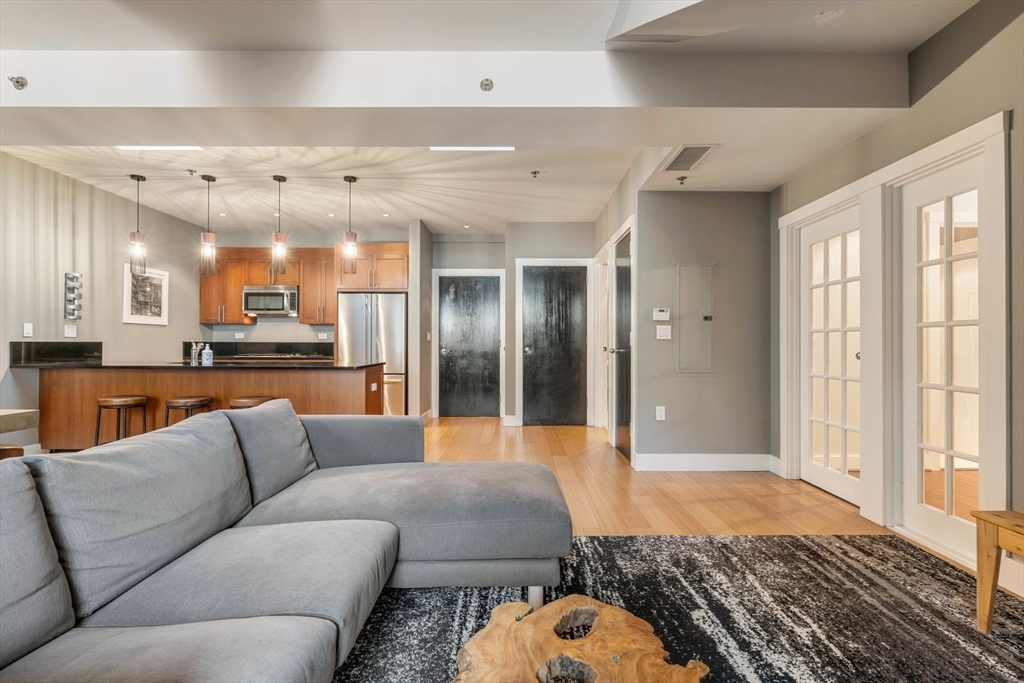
[665,146,714,172]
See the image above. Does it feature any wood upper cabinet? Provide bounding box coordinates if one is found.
[245,256,299,286]
[200,256,250,324]
[298,253,336,325]
[335,243,409,291]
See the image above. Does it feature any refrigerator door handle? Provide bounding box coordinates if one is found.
[374,298,384,365]
[364,295,371,366]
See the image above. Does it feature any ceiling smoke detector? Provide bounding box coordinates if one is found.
[814,9,845,23]
[677,176,687,186]
[480,78,494,92]
[7,76,27,90]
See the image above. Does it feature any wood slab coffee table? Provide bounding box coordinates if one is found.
[454,594,709,683]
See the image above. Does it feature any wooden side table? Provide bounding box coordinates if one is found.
[970,509,1024,633]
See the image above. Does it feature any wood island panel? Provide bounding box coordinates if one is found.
[39,366,383,451]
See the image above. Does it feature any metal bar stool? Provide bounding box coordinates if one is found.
[94,396,148,446]
[164,396,213,427]
[229,396,274,409]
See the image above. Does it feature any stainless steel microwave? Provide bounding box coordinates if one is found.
[242,285,298,317]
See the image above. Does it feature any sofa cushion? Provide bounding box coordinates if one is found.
[0,459,75,669]
[24,411,251,618]
[81,520,398,663]
[224,398,318,504]
[0,617,337,683]
[237,462,573,562]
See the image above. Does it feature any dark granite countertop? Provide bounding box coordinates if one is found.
[12,361,383,370]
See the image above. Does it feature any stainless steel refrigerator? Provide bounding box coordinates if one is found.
[337,292,407,415]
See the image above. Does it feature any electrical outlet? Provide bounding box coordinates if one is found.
[22,323,32,338]
[426,332,431,342]
[656,325,671,340]
[655,406,666,421]
[234,332,245,339]
[64,324,77,338]
[318,333,328,340]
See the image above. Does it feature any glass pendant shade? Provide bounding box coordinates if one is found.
[271,231,287,274]
[129,231,147,275]
[200,231,217,275]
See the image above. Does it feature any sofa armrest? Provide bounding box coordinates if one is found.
[299,415,424,469]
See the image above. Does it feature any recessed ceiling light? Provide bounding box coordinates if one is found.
[814,9,844,23]
[116,145,204,151]
[273,213,280,217]
[382,213,390,217]
[429,146,515,152]
[328,213,336,217]
[464,225,470,229]
[218,213,227,216]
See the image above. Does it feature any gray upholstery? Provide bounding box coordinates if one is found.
[224,399,318,504]
[0,460,75,670]
[81,520,398,662]
[0,617,337,683]
[300,415,424,468]
[237,462,572,562]
[23,411,251,618]
[388,558,561,588]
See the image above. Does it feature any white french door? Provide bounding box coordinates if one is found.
[799,206,861,504]
[898,154,1004,558]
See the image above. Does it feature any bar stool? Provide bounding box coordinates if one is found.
[229,396,274,409]
[164,396,213,427]
[0,445,25,460]
[95,396,148,446]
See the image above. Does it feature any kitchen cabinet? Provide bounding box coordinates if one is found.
[199,256,250,324]
[245,256,299,286]
[335,243,409,291]
[298,252,336,325]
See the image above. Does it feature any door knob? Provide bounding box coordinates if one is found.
[441,348,449,355]
[524,346,532,354]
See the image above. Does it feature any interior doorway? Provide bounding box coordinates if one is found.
[610,232,632,459]
[431,269,505,419]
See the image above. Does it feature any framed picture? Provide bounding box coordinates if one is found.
[123,265,169,326]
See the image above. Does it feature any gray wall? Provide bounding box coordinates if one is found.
[432,234,505,269]
[594,147,673,252]
[0,152,203,445]
[636,191,771,455]
[504,222,595,416]
[771,5,1024,508]
[407,219,432,417]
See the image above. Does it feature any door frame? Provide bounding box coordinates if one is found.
[779,112,1012,588]
[431,268,505,420]
[514,258,595,427]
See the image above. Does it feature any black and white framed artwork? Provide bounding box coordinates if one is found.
[122,264,169,325]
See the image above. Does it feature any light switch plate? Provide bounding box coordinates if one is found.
[234,332,245,339]
[318,333,328,340]
[656,406,666,421]
[426,332,431,342]
[656,324,672,340]
[22,323,32,338]
[371,383,378,391]
[64,324,77,338]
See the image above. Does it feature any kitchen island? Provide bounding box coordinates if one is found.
[23,362,384,450]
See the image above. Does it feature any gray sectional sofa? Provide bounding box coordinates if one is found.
[0,399,572,682]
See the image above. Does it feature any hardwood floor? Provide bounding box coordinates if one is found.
[425,417,888,536]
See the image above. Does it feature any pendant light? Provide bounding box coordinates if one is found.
[271,175,288,275]
[342,175,358,275]
[129,174,147,275]
[200,174,217,275]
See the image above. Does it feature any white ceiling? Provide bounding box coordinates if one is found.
[0,0,974,53]
[0,146,640,235]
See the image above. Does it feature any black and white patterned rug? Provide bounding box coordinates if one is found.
[335,536,1024,682]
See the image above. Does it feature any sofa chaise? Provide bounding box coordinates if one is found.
[0,399,572,682]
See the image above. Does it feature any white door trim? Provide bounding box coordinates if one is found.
[431,268,505,420]
[778,111,1011,588]
[515,257,594,427]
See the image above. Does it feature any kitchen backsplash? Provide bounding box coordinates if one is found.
[181,341,334,359]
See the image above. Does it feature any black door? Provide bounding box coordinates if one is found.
[438,276,501,417]
[522,266,587,425]
[613,235,631,458]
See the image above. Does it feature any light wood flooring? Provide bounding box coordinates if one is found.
[425,417,889,536]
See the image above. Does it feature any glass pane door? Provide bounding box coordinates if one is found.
[800,207,860,504]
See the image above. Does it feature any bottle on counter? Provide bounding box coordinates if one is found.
[190,342,200,366]
[201,343,213,367]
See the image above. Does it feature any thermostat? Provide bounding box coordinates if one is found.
[653,308,670,321]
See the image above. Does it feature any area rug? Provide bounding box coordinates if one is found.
[334,535,1024,683]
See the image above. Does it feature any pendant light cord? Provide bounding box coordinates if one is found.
[136,177,140,230]
[278,181,282,231]
[348,181,352,232]
[206,179,211,232]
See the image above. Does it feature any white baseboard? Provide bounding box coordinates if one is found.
[768,454,787,478]
[13,444,45,456]
[502,415,522,427]
[633,452,771,472]
[893,525,1024,596]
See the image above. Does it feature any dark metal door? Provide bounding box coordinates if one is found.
[523,266,587,425]
[613,235,631,458]
[438,276,501,417]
